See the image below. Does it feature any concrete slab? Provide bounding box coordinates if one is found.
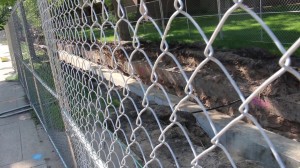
[19,117,63,167]
[0,123,22,166]
[0,98,28,113]
[0,61,14,81]
[2,160,46,168]
[0,82,19,88]
[0,44,10,52]
[20,119,42,161]
[0,45,29,113]
[0,83,29,114]
[0,112,30,126]
[0,112,64,168]
[35,125,63,168]
[0,85,26,102]
[32,164,47,168]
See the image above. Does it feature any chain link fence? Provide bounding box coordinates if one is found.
[0,30,6,42]
[5,0,300,167]
[4,1,75,167]
[120,0,300,45]
[217,0,300,43]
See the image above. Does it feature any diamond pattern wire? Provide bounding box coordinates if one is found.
[5,0,300,168]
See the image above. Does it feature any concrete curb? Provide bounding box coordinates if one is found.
[59,51,300,167]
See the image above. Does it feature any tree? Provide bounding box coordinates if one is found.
[0,0,16,30]
[110,0,131,41]
[23,0,40,29]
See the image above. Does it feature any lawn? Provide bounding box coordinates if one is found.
[82,12,300,56]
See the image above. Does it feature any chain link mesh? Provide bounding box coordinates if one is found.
[5,1,75,167]
[4,0,300,167]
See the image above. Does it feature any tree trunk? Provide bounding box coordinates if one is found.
[112,0,131,41]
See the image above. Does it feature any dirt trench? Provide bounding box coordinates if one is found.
[90,87,264,167]
[61,62,265,167]
[106,91,265,168]
[58,42,300,141]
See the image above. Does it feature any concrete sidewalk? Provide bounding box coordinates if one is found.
[0,44,63,168]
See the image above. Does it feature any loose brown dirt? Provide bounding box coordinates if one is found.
[59,41,300,141]
[58,41,299,167]
[102,87,264,167]
[80,42,300,142]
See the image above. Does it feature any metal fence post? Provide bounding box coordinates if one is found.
[158,0,165,31]
[185,0,191,38]
[259,0,263,41]
[8,10,31,99]
[217,0,224,40]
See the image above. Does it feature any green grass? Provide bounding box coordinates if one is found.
[5,73,18,81]
[82,27,115,43]
[85,12,300,56]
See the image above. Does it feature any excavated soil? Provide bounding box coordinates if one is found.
[59,41,300,140]
[106,90,264,168]
[78,42,300,142]
[62,63,265,167]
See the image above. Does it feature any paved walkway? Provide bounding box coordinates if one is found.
[0,44,63,168]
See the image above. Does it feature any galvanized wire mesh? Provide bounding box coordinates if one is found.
[5,0,300,168]
[0,30,6,42]
[218,0,300,43]
[5,1,75,167]
[120,0,300,44]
